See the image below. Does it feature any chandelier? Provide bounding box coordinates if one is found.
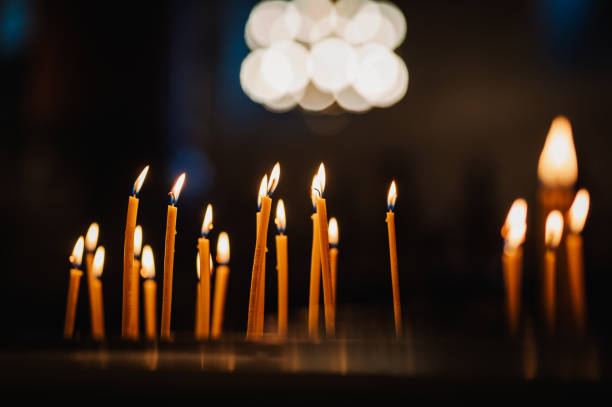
[239,0,408,113]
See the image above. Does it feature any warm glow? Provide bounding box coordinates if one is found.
[317,163,326,194]
[92,246,105,278]
[85,222,99,253]
[141,245,155,279]
[134,225,143,257]
[387,180,397,210]
[568,189,590,234]
[133,165,149,196]
[169,173,186,204]
[310,175,318,210]
[201,204,214,237]
[537,116,578,188]
[217,232,230,265]
[329,217,339,246]
[545,210,564,249]
[210,254,214,275]
[258,174,268,210]
[502,199,527,253]
[70,236,85,268]
[267,162,281,195]
[275,199,286,233]
[196,252,200,280]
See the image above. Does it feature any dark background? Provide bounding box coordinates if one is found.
[1,0,611,346]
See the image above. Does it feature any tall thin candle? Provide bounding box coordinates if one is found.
[141,245,157,341]
[63,237,84,339]
[161,173,186,341]
[275,199,288,338]
[127,225,142,339]
[123,166,149,337]
[212,232,230,338]
[84,223,99,338]
[308,178,321,339]
[91,246,105,341]
[386,181,402,338]
[197,204,213,339]
[544,210,564,333]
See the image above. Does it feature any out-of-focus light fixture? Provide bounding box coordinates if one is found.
[240,0,409,113]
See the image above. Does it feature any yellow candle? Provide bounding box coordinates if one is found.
[328,217,339,310]
[197,204,213,340]
[91,246,106,341]
[386,181,401,338]
[255,197,269,337]
[308,179,321,339]
[212,232,230,339]
[544,210,564,333]
[566,189,590,333]
[501,199,527,336]
[127,225,143,340]
[123,166,149,337]
[63,237,84,339]
[161,173,186,341]
[247,163,280,339]
[141,245,157,341]
[84,222,99,338]
[275,200,288,338]
[313,163,335,337]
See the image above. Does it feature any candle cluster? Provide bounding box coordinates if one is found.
[501,116,590,336]
[62,161,402,341]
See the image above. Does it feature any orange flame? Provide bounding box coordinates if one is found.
[201,204,214,237]
[140,245,155,279]
[387,181,397,210]
[501,198,527,253]
[92,246,105,278]
[257,174,268,210]
[545,210,564,249]
[85,222,99,253]
[329,217,339,247]
[70,236,85,268]
[537,116,578,188]
[275,199,286,233]
[217,232,230,264]
[134,225,143,257]
[169,173,186,204]
[267,162,280,195]
[133,165,149,195]
[568,188,590,234]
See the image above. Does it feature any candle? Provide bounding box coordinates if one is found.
[313,163,335,337]
[212,232,230,338]
[195,251,214,338]
[544,210,564,333]
[197,204,213,340]
[253,176,268,337]
[500,199,527,336]
[247,163,280,339]
[122,165,149,337]
[127,225,143,340]
[308,177,321,339]
[161,173,186,341]
[84,222,99,338]
[275,199,288,338]
[328,217,339,311]
[386,181,402,338]
[566,189,590,333]
[91,246,106,341]
[141,245,157,341]
[63,236,84,339]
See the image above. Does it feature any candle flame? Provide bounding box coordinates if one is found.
[312,163,326,199]
[217,232,230,264]
[568,188,590,234]
[201,204,214,237]
[501,198,527,253]
[329,217,339,247]
[258,174,268,210]
[317,163,326,194]
[275,199,286,233]
[141,245,155,279]
[545,210,564,249]
[70,236,85,268]
[387,181,397,210]
[85,222,99,253]
[92,246,105,278]
[169,173,186,204]
[537,116,578,188]
[267,162,281,195]
[134,225,143,257]
[133,165,149,196]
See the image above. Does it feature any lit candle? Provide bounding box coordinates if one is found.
[386,181,402,338]
[247,163,280,339]
[212,232,230,338]
[308,177,321,339]
[275,199,288,338]
[255,175,268,338]
[328,217,339,312]
[63,236,84,339]
[161,173,186,341]
[84,222,99,338]
[195,251,214,338]
[127,225,143,340]
[566,189,590,333]
[501,199,527,336]
[313,163,335,337]
[141,245,157,341]
[91,246,106,341]
[544,210,564,333]
[197,204,213,340]
[123,165,149,337]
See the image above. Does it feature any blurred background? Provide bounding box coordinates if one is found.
[1,0,611,347]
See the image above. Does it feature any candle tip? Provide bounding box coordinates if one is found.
[201,204,214,237]
[275,199,286,233]
[85,222,99,253]
[258,174,268,210]
[502,198,527,253]
[141,245,155,279]
[92,246,105,278]
[568,188,590,234]
[70,236,85,268]
[267,162,281,196]
[133,165,149,196]
[329,217,339,247]
[169,173,186,204]
[387,181,397,210]
[545,210,564,249]
[217,232,230,264]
